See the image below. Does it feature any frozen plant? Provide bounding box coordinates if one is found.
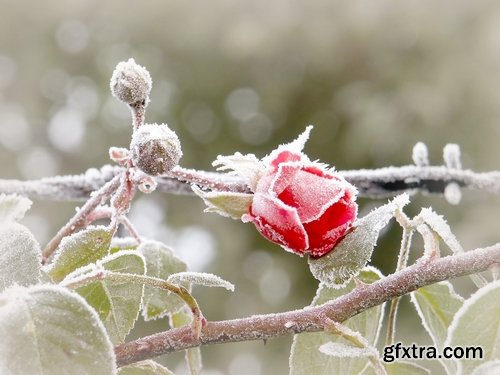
[0,59,499,375]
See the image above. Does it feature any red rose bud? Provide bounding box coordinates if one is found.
[242,131,357,257]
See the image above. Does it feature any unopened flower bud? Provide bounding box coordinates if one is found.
[110,58,152,105]
[130,123,182,175]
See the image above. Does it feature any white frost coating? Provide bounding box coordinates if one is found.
[444,182,462,205]
[445,280,500,375]
[417,208,463,254]
[412,142,430,167]
[0,222,41,291]
[471,360,500,375]
[319,342,378,358]
[110,58,152,104]
[0,193,32,223]
[0,284,117,375]
[167,272,235,292]
[308,194,409,288]
[212,152,265,192]
[443,144,461,170]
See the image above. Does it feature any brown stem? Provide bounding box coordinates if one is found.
[115,243,500,367]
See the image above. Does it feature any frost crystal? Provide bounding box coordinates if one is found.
[110,58,152,105]
[412,142,429,167]
[444,182,462,205]
[443,143,461,169]
[130,123,182,176]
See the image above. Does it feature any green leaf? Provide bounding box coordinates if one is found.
[138,240,187,320]
[168,272,235,291]
[445,280,500,375]
[46,225,115,282]
[192,185,253,219]
[289,267,384,375]
[0,193,32,223]
[0,222,41,291]
[110,236,139,254]
[308,194,409,288]
[118,360,174,375]
[411,281,463,349]
[362,361,431,375]
[0,284,116,375]
[72,251,146,344]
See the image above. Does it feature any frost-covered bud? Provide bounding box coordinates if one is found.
[130,123,182,175]
[110,58,152,105]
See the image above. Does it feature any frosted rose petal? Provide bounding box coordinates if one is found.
[278,169,345,223]
[249,192,308,252]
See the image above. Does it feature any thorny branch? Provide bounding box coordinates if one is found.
[115,243,500,367]
[2,164,500,201]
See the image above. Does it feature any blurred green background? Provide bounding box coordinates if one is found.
[1,0,499,373]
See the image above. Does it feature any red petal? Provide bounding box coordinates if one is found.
[269,150,301,172]
[303,195,357,256]
[277,169,344,222]
[248,193,308,253]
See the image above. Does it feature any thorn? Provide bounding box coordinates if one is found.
[354,278,369,289]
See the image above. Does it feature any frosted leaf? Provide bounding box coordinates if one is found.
[0,284,116,375]
[416,207,488,287]
[319,342,377,358]
[290,267,384,375]
[46,225,114,282]
[0,193,32,223]
[411,281,463,350]
[192,185,253,219]
[168,271,235,291]
[417,208,462,253]
[443,143,461,169]
[410,281,463,375]
[138,240,187,320]
[213,152,265,192]
[70,251,146,345]
[471,361,500,375]
[0,222,41,291]
[118,360,174,375]
[309,194,409,287]
[110,58,152,104]
[445,280,500,375]
[412,142,429,167]
[444,182,462,205]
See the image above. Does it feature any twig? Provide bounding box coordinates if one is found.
[114,243,500,367]
[3,165,500,201]
[41,174,122,264]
